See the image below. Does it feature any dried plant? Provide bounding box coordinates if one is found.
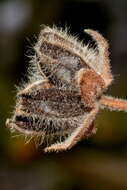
[6,26,127,152]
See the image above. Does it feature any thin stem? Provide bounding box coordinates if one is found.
[100,95,127,112]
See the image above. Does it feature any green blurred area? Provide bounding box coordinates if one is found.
[1,0,127,189]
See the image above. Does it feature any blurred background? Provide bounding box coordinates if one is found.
[1,0,127,189]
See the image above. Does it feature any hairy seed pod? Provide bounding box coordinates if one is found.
[6,26,127,152]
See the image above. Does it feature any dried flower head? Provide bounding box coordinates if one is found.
[6,26,127,152]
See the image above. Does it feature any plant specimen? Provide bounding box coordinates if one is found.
[6,26,127,152]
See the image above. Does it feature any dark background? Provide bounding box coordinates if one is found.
[1,0,127,189]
